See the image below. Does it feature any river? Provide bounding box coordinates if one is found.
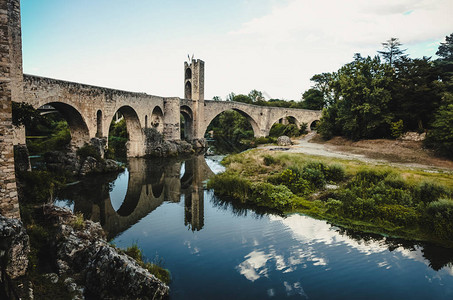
[55,155,453,299]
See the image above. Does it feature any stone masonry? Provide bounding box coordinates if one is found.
[0,0,20,219]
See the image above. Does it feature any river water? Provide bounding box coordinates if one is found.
[55,155,453,299]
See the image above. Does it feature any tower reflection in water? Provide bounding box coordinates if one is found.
[56,155,214,240]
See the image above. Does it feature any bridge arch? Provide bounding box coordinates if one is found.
[111,106,144,157]
[202,108,261,138]
[180,105,194,140]
[37,102,90,148]
[151,106,164,133]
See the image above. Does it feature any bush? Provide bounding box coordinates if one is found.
[251,182,295,209]
[263,155,276,166]
[414,181,450,204]
[302,165,326,189]
[325,164,345,182]
[269,168,312,196]
[76,143,101,161]
[207,172,251,201]
[326,198,343,212]
[390,119,404,138]
[425,198,453,240]
[375,205,419,226]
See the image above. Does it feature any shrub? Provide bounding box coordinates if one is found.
[270,168,312,196]
[251,182,295,209]
[425,198,453,240]
[207,172,251,201]
[325,164,345,182]
[375,205,419,226]
[326,198,343,212]
[414,181,449,204]
[263,155,276,166]
[302,164,326,189]
[390,119,404,138]
[353,169,390,186]
[76,143,101,161]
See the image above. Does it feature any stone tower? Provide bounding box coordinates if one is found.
[0,0,22,218]
[184,59,205,140]
[184,59,204,101]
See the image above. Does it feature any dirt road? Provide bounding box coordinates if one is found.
[261,132,453,172]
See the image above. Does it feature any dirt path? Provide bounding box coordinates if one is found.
[261,132,453,172]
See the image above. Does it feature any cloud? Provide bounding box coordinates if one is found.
[200,0,453,99]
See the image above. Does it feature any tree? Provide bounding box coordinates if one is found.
[425,93,453,158]
[378,37,408,66]
[233,94,253,104]
[248,90,265,102]
[226,92,236,101]
[391,57,441,131]
[436,33,453,60]
[318,55,394,140]
[212,96,222,101]
[301,88,324,110]
[310,73,335,106]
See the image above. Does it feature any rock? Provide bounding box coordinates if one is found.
[277,136,292,146]
[400,132,426,142]
[0,215,29,279]
[85,246,169,300]
[43,273,59,284]
[90,137,107,159]
[79,156,98,176]
[40,205,170,299]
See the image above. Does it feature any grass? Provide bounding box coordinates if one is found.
[209,149,453,248]
[122,244,171,285]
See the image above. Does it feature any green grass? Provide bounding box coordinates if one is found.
[209,150,453,248]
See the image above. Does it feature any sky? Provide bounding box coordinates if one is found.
[21,0,453,101]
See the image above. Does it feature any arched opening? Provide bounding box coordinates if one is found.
[108,106,143,159]
[151,106,164,133]
[96,110,103,137]
[269,116,306,138]
[145,115,148,129]
[185,81,192,99]
[204,109,258,154]
[24,102,90,157]
[185,68,192,80]
[180,105,193,140]
[309,120,320,131]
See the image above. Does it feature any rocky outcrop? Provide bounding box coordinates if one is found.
[42,205,169,299]
[13,144,31,173]
[277,136,292,146]
[44,151,123,176]
[0,215,29,279]
[145,128,198,157]
[399,132,426,142]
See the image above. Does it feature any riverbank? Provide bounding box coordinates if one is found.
[207,149,453,248]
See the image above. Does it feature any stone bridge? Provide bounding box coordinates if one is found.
[20,70,321,157]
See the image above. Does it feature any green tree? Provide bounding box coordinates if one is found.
[233,94,253,104]
[378,37,408,66]
[318,55,394,140]
[248,90,265,102]
[301,88,324,110]
[391,57,441,131]
[212,96,222,101]
[425,93,453,158]
[310,73,335,106]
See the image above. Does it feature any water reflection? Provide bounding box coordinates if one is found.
[56,155,453,281]
[57,155,214,239]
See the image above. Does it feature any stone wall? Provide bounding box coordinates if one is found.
[0,0,19,219]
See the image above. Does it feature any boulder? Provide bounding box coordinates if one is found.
[41,205,170,299]
[0,215,29,279]
[277,136,292,146]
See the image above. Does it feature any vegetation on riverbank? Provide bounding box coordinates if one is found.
[207,150,453,247]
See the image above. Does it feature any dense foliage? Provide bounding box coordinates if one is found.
[311,34,453,158]
[107,118,128,159]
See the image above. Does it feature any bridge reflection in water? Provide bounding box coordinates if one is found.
[57,155,215,240]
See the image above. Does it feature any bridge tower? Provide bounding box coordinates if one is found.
[184,59,205,140]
